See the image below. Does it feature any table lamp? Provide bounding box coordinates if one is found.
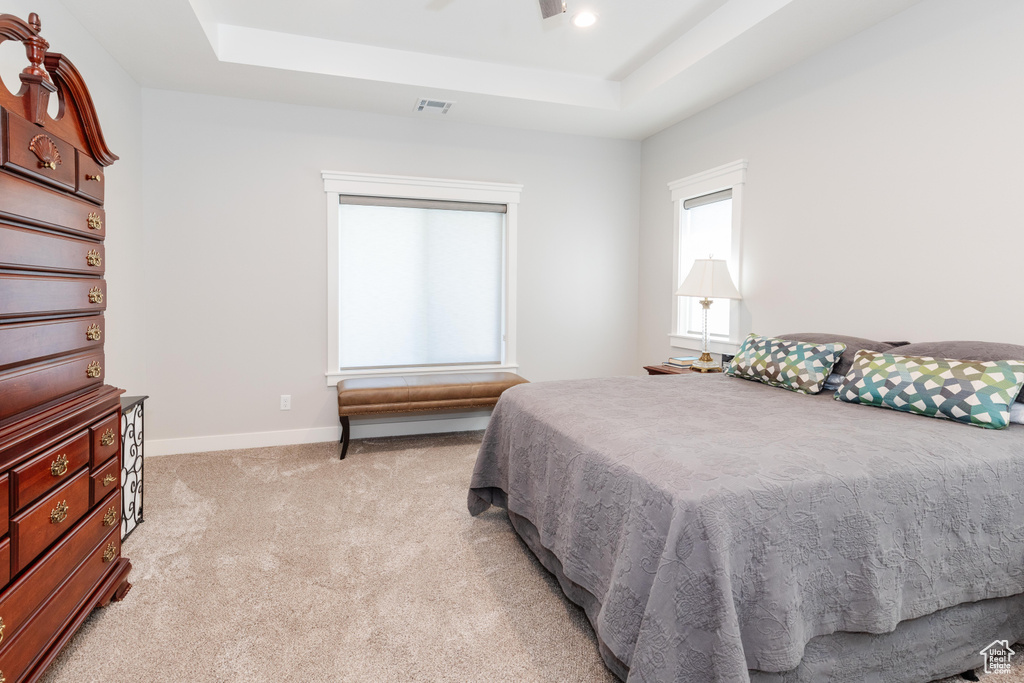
[675,258,742,373]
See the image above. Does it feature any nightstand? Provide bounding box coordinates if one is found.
[643,365,692,375]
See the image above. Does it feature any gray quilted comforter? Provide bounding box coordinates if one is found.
[468,374,1024,682]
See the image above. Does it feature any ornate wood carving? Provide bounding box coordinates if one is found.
[0,13,35,41]
[0,13,118,166]
[29,133,62,169]
[43,53,119,166]
[0,13,56,125]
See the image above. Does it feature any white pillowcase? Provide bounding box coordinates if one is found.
[1011,402,1024,425]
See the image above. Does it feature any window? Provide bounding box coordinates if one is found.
[668,160,747,353]
[324,172,521,385]
[337,199,504,369]
[679,190,733,338]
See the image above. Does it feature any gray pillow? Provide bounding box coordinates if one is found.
[896,341,1024,404]
[778,333,899,377]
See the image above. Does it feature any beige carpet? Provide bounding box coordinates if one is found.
[42,432,614,682]
[39,432,1024,682]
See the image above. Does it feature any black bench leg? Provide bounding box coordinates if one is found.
[339,415,350,460]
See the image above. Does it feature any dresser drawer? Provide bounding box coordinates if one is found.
[1,110,78,192]
[11,432,90,513]
[0,537,9,590]
[0,316,103,372]
[0,520,119,681]
[10,470,90,575]
[75,151,104,204]
[0,490,118,653]
[0,171,104,239]
[90,457,120,506]
[89,413,120,469]
[0,274,106,320]
[0,352,104,421]
[0,223,104,275]
[0,476,7,538]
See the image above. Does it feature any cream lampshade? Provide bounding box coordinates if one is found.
[675,259,741,373]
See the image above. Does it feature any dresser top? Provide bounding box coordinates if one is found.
[0,12,117,166]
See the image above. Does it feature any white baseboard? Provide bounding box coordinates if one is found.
[147,411,492,457]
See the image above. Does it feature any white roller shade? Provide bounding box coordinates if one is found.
[339,195,507,213]
[338,203,504,370]
[682,189,732,210]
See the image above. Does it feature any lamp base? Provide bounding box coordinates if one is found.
[691,352,723,373]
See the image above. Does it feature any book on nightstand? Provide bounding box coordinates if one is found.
[665,356,698,369]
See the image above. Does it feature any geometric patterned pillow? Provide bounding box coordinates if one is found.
[726,333,847,394]
[835,350,1024,429]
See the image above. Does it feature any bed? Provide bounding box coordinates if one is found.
[468,370,1024,682]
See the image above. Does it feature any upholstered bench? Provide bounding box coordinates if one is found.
[336,372,528,459]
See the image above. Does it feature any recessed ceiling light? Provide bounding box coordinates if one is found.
[572,11,597,28]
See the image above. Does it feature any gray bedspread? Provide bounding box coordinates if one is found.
[468,374,1024,682]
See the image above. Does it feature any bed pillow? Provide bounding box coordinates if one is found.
[1012,403,1024,425]
[727,334,846,394]
[778,333,902,377]
[896,341,1024,404]
[835,350,1024,429]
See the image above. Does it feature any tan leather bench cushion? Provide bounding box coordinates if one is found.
[337,372,528,416]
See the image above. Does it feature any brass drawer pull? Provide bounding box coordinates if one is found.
[100,428,116,447]
[0,615,5,644]
[102,473,116,487]
[51,454,68,477]
[102,541,117,563]
[87,212,103,231]
[86,174,102,182]
[86,324,102,341]
[86,361,102,378]
[29,134,61,170]
[50,500,69,524]
[88,287,104,304]
[86,249,102,267]
[103,506,118,527]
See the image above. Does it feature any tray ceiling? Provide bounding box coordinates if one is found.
[58,0,922,139]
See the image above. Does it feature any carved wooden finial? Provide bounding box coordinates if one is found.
[13,12,56,124]
[22,15,50,81]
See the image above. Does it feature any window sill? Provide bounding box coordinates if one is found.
[326,364,520,387]
[669,334,741,355]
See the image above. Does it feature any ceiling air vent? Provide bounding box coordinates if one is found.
[415,98,455,115]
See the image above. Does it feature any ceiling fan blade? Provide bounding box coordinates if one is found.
[538,0,565,19]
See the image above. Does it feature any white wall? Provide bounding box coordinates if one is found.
[142,90,640,449]
[639,0,1024,366]
[0,2,146,395]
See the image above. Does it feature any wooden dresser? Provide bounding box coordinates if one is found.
[0,13,132,682]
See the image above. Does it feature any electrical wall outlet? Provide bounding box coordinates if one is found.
[280,395,291,410]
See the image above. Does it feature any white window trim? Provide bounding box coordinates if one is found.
[667,160,747,355]
[323,171,521,387]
